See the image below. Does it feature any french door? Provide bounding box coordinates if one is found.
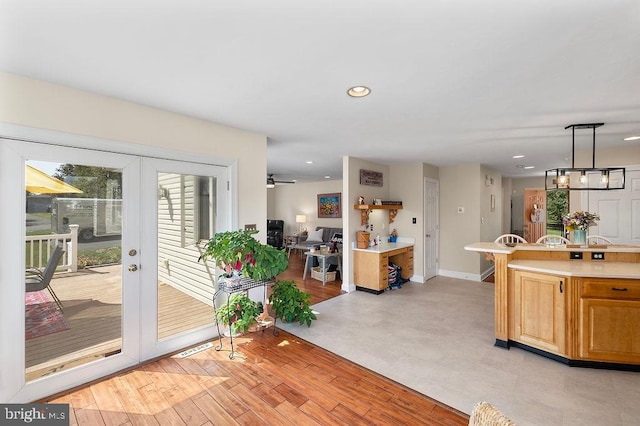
[0,139,229,402]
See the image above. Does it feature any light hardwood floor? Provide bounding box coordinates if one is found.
[40,254,468,425]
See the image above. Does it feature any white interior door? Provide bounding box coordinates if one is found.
[586,168,640,244]
[0,139,141,403]
[424,178,439,281]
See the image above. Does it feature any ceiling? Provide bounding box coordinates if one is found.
[1,1,639,183]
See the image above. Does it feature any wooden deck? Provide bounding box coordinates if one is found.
[27,265,214,381]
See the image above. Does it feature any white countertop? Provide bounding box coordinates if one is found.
[465,242,640,254]
[352,242,413,254]
[508,259,640,279]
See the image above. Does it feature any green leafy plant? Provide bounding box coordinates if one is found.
[215,292,261,334]
[199,229,289,280]
[268,280,317,327]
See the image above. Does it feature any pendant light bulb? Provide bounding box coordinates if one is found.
[579,171,588,184]
[558,170,568,186]
[600,170,609,184]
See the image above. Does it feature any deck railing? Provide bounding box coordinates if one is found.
[26,224,78,272]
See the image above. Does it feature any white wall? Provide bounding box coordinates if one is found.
[390,163,425,279]
[438,163,482,280]
[270,180,343,236]
[0,72,268,239]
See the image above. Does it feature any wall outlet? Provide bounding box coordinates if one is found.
[591,252,605,260]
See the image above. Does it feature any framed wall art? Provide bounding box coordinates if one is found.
[317,192,342,218]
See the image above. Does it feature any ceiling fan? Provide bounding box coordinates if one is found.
[266,174,295,188]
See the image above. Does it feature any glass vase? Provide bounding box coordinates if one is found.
[573,229,586,245]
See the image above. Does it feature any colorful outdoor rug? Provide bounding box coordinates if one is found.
[25,290,70,340]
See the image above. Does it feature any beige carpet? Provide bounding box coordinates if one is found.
[277,276,640,426]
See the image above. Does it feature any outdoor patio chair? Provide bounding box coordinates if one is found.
[26,245,65,312]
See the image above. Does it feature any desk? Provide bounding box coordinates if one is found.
[303,251,342,286]
[353,243,414,294]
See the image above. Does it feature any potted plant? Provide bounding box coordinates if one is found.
[199,229,289,281]
[215,292,261,334]
[268,280,317,327]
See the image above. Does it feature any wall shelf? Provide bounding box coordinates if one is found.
[354,204,403,225]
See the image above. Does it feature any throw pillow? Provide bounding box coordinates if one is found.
[306,229,324,242]
[330,233,343,243]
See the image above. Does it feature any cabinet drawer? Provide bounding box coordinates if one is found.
[581,280,640,300]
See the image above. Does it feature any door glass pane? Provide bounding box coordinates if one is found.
[25,161,123,382]
[157,173,215,339]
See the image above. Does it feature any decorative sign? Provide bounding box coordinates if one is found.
[360,169,383,187]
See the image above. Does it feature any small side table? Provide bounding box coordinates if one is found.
[285,235,303,258]
[303,251,342,286]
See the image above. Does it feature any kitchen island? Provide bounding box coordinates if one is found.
[465,242,640,370]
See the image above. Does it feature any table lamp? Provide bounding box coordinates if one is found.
[295,214,307,235]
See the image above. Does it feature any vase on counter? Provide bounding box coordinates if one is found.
[573,229,587,245]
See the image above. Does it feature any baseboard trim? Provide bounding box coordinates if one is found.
[355,286,384,295]
[509,341,640,372]
[438,269,482,282]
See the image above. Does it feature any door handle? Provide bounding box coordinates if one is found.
[128,264,138,272]
[426,234,431,238]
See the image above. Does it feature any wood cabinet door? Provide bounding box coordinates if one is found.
[514,271,566,355]
[580,298,640,363]
[354,251,387,291]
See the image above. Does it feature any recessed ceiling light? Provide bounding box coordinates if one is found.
[305,161,313,164]
[524,166,535,169]
[624,135,640,141]
[324,175,330,179]
[512,155,525,159]
[347,86,371,97]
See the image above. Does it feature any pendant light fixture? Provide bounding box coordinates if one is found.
[545,123,625,191]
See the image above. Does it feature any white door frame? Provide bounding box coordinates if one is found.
[423,177,439,281]
[0,139,141,402]
[0,123,237,402]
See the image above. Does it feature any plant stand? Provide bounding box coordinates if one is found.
[213,276,277,359]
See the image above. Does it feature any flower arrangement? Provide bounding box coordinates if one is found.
[562,211,600,231]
